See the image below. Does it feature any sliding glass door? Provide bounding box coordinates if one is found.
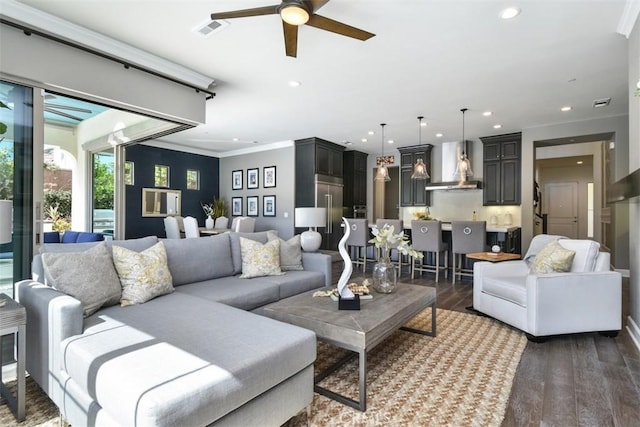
[0,80,34,298]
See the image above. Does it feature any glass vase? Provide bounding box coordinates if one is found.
[372,255,397,294]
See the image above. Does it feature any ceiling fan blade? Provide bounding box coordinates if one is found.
[44,107,83,122]
[305,0,331,13]
[283,22,298,58]
[44,103,92,114]
[211,5,279,20]
[306,14,375,41]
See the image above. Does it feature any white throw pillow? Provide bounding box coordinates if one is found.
[42,242,121,317]
[239,237,284,279]
[112,242,174,306]
[267,231,304,271]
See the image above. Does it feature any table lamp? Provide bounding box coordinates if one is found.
[0,200,12,244]
[295,207,326,252]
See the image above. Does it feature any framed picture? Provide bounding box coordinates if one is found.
[231,197,243,216]
[263,195,276,217]
[186,169,199,190]
[263,166,276,188]
[247,168,259,189]
[232,170,243,190]
[154,164,170,187]
[124,161,134,186]
[247,196,259,216]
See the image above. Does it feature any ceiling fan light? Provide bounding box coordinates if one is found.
[411,158,429,179]
[280,4,309,26]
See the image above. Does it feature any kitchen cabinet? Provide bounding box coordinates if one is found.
[296,137,344,178]
[398,145,433,207]
[480,133,521,205]
[343,150,368,216]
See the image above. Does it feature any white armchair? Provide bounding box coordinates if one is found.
[473,235,622,340]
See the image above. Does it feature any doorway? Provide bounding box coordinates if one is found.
[373,166,399,221]
[545,181,579,238]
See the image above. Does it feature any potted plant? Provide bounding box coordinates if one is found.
[369,224,422,293]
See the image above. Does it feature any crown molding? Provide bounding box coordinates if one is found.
[0,0,215,89]
[617,0,640,38]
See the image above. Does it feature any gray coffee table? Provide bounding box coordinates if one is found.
[262,283,436,411]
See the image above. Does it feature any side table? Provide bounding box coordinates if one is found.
[465,252,521,313]
[0,294,26,422]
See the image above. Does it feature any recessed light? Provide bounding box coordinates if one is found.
[561,106,572,112]
[500,7,520,19]
[493,124,502,129]
[388,139,394,144]
[232,137,239,142]
[288,80,301,87]
[577,160,584,165]
[483,111,493,116]
[436,133,443,138]
[361,138,367,142]
[345,141,353,146]
[368,131,375,135]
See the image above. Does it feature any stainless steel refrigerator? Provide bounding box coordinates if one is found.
[315,175,344,251]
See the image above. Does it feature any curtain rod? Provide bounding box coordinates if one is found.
[1,19,216,100]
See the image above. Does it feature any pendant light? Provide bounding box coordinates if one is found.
[374,123,391,182]
[455,108,473,182]
[411,116,429,180]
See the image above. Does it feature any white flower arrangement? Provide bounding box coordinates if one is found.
[369,224,423,260]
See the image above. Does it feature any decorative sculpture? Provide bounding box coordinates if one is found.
[336,217,358,309]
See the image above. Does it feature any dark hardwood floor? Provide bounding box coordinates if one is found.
[349,270,640,426]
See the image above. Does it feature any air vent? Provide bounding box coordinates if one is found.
[592,97,611,108]
[193,19,228,37]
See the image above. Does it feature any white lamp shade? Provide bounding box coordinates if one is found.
[295,207,326,228]
[0,200,12,244]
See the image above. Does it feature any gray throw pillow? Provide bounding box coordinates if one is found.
[42,242,122,317]
[267,231,304,271]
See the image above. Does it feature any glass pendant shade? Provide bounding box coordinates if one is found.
[411,116,430,179]
[375,163,391,181]
[411,158,429,179]
[280,4,309,25]
[375,123,391,182]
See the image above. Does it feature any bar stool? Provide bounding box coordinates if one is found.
[451,221,487,284]
[411,220,449,282]
[345,218,373,272]
[375,219,408,275]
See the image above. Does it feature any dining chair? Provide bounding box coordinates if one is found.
[214,216,229,229]
[451,220,487,284]
[236,217,256,233]
[183,216,200,238]
[411,220,448,282]
[163,216,181,239]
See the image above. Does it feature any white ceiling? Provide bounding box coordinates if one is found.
[17,0,633,156]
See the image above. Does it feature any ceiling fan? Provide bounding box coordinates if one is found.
[210,0,375,57]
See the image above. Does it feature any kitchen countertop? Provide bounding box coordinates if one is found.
[439,223,520,233]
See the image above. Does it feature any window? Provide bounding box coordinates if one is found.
[187,169,199,190]
[124,161,134,185]
[155,165,169,187]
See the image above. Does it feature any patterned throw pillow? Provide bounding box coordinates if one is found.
[42,242,122,317]
[112,242,174,306]
[239,237,284,278]
[267,231,304,271]
[529,240,576,274]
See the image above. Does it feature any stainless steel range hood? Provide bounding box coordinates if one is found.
[424,140,482,191]
[607,168,640,203]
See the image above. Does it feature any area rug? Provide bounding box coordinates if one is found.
[1,309,527,427]
[287,308,528,426]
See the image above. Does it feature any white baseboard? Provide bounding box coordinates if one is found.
[626,315,640,354]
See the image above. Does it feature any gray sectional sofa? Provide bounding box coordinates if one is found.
[17,231,332,426]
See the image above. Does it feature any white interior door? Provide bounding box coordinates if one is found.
[545,182,578,238]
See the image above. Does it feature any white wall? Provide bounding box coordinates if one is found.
[627,12,640,352]
[219,144,296,239]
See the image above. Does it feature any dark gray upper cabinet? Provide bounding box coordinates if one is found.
[480,133,521,206]
[398,145,433,207]
[343,150,368,213]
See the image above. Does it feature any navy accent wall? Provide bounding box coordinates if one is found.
[125,145,220,239]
